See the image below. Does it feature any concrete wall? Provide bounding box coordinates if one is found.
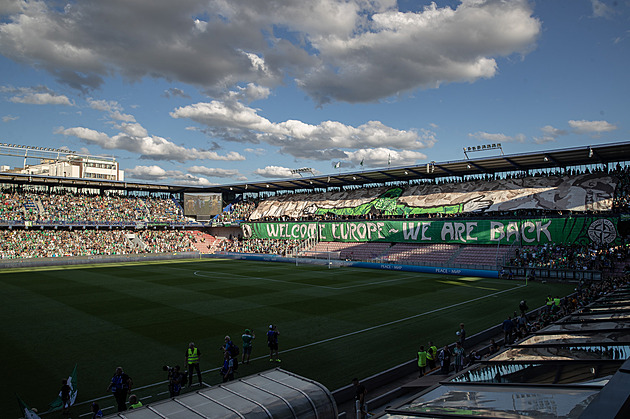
[0,252,200,269]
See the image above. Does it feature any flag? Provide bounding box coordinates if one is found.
[48,364,78,412]
[360,158,364,167]
[334,162,340,169]
[17,395,41,419]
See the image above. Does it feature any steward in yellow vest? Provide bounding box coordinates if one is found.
[185,342,202,387]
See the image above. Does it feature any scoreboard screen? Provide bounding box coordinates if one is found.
[183,193,223,217]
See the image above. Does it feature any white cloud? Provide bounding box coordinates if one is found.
[188,165,245,179]
[88,98,135,122]
[541,125,568,137]
[2,115,19,122]
[244,148,266,156]
[88,98,118,112]
[126,165,174,180]
[299,0,541,103]
[468,132,525,143]
[253,166,294,178]
[590,0,614,19]
[533,136,555,145]
[229,83,271,102]
[117,122,148,138]
[345,148,427,167]
[0,0,540,103]
[171,100,275,132]
[0,0,24,15]
[533,125,568,144]
[172,99,434,163]
[126,165,216,186]
[55,125,246,163]
[569,119,617,135]
[163,88,190,99]
[10,92,72,106]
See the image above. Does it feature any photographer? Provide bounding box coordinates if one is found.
[221,350,234,382]
[164,365,184,397]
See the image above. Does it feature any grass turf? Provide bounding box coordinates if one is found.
[0,259,575,417]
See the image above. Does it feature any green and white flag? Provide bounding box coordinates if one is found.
[48,364,78,411]
[17,395,41,419]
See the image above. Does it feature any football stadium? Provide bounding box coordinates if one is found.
[2,141,630,418]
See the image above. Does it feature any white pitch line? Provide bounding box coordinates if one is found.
[278,283,525,354]
[193,269,424,290]
[202,282,524,364]
[69,282,524,414]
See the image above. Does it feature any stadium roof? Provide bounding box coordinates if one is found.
[212,140,630,195]
[1,141,630,195]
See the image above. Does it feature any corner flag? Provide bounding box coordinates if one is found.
[48,364,78,411]
[17,395,41,419]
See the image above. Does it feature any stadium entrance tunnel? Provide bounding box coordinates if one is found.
[103,368,337,419]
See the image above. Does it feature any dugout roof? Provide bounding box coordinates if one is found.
[2,141,630,195]
[103,368,337,419]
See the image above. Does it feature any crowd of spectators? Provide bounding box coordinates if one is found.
[227,164,630,223]
[501,274,629,347]
[508,240,630,272]
[0,229,196,259]
[3,164,629,227]
[220,237,300,257]
[213,201,256,224]
[0,189,189,224]
[613,165,630,210]
[0,192,29,221]
[137,230,198,253]
[418,272,630,381]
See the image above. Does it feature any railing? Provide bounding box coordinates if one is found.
[291,236,319,257]
[502,266,602,281]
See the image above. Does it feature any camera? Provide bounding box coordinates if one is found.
[163,365,173,372]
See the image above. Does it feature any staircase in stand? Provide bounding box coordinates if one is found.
[190,231,223,253]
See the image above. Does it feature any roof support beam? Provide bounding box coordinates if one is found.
[433,164,457,176]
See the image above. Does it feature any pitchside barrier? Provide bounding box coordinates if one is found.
[210,252,500,278]
[331,303,554,414]
[0,251,201,270]
[505,266,602,281]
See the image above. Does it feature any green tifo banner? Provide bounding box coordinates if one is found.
[243,217,620,246]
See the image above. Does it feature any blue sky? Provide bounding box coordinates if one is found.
[0,0,628,186]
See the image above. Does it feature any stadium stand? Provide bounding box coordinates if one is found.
[189,231,225,253]
[220,237,301,256]
[2,166,629,275]
[305,241,392,261]
[246,170,620,221]
[0,229,197,259]
[3,143,630,417]
[382,243,460,266]
[0,189,190,224]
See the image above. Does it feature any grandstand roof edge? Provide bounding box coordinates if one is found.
[2,140,629,195]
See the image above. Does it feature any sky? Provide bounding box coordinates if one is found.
[0,0,628,186]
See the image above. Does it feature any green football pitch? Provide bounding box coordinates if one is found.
[0,259,575,418]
